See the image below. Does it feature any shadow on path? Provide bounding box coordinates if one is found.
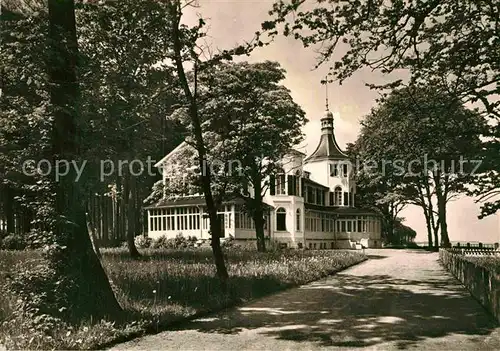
[171,265,498,349]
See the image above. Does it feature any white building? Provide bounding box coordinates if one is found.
[145,107,382,249]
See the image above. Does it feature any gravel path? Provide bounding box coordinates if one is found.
[111,249,500,350]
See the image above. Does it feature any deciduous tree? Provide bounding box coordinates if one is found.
[353,86,486,248]
[264,0,500,217]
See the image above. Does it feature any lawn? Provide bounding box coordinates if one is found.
[0,247,366,349]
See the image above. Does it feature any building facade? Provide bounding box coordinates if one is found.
[145,107,382,249]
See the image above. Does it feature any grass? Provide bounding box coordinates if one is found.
[0,247,366,349]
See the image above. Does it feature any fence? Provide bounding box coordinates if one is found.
[448,247,500,257]
[439,249,500,323]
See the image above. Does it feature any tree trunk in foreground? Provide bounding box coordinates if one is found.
[48,0,122,321]
[169,0,228,280]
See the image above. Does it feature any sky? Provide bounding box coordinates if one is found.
[186,0,500,244]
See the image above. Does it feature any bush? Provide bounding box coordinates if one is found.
[1,233,27,250]
[150,234,196,250]
[134,236,152,249]
[26,229,52,249]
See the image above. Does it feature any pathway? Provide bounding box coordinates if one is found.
[111,249,500,350]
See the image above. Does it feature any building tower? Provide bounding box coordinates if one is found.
[303,80,355,207]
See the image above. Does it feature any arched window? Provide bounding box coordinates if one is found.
[334,186,342,206]
[276,207,287,231]
[296,209,301,232]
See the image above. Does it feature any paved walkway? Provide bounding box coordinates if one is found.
[112,249,500,350]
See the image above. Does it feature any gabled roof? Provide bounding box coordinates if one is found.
[154,141,189,168]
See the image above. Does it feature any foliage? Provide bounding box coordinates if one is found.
[143,180,165,206]
[1,233,27,250]
[0,248,366,349]
[352,85,486,247]
[264,0,500,217]
[266,0,499,117]
[393,219,417,246]
[150,234,198,250]
[134,235,153,249]
[167,61,307,251]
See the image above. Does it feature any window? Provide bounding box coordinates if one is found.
[342,163,348,177]
[334,187,342,206]
[307,186,313,203]
[341,220,346,232]
[329,192,334,206]
[276,207,287,231]
[296,209,301,232]
[295,171,301,194]
[347,221,352,232]
[344,192,349,206]
[316,189,324,205]
[276,174,286,195]
[330,163,338,177]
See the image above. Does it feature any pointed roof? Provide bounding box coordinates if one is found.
[304,109,348,163]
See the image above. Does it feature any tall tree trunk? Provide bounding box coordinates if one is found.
[251,174,266,252]
[47,0,121,320]
[124,168,140,258]
[423,180,439,251]
[114,173,121,244]
[169,1,228,280]
[437,192,450,247]
[5,186,14,234]
[253,206,266,252]
[416,183,433,248]
[86,209,101,260]
[433,216,440,250]
[434,171,451,248]
[388,203,396,245]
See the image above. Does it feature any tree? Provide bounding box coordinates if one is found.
[353,86,486,248]
[264,0,500,217]
[197,61,306,252]
[1,3,54,244]
[393,218,417,246]
[165,0,230,280]
[166,61,306,252]
[47,0,121,321]
[349,140,407,245]
[76,0,181,257]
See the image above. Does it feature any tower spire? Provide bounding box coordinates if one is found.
[325,76,329,111]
